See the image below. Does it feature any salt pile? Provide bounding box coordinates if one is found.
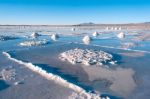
[71,28,75,31]
[51,34,59,41]
[105,27,109,30]
[108,27,122,31]
[114,27,118,31]
[82,35,92,45]
[59,48,116,66]
[93,31,99,37]
[31,32,40,38]
[117,32,125,39]
[111,27,114,30]
[20,40,48,47]
[118,27,122,30]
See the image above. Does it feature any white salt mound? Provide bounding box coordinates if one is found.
[105,27,109,30]
[117,32,125,39]
[114,27,118,31]
[111,27,114,30]
[118,27,122,30]
[51,34,59,41]
[31,32,40,38]
[20,40,48,47]
[71,28,75,31]
[82,35,91,45]
[93,31,99,37]
[59,48,116,66]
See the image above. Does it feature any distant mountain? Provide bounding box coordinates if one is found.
[74,22,150,26]
[144,22,150,24]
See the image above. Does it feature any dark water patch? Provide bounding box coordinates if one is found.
[0,36,19,41]
[8,51,33,63]
[0,80,10,91]
[110,53,124,65]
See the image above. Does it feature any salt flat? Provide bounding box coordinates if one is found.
[0,25,150,99]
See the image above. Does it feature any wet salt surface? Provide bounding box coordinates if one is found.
[0,30,150,99]
[0,50,74,99]
[6,42,150,99]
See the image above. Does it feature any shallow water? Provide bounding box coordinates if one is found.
[5,42,150,98]
[0,29,150,99]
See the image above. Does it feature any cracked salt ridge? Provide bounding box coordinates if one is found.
[3,51,106,99]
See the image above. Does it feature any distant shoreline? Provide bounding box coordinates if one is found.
[0,23,150,30]
[0,22,150,26]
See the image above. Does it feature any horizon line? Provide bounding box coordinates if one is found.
[0,21,149,26]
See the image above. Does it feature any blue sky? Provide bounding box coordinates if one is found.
[0,0,150,25]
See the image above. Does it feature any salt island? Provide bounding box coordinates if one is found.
[20,40,49,47]
[59,48,116,66]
